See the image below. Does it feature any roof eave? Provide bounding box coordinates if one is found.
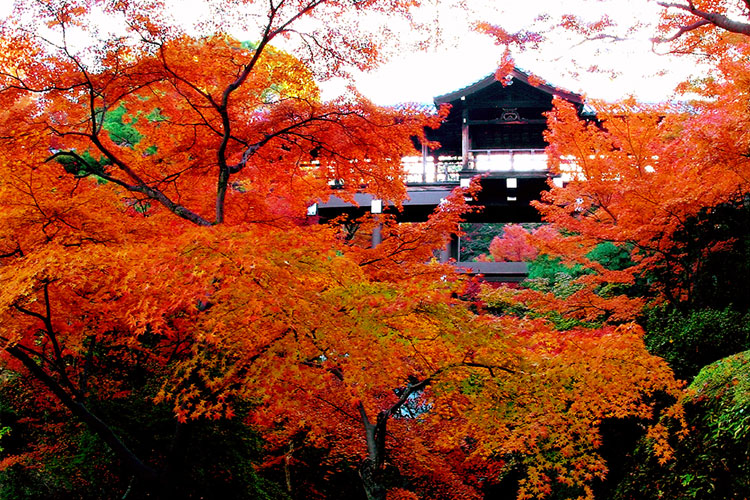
[434,68,583,106]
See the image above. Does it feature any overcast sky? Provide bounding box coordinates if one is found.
[336,32,695,106]
[338,0,699,105]
[0,0,700,105]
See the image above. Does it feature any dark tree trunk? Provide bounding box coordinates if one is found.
[157,420,193,499]
[356,380,430,499]
[359,457,388,500]
[359,410,392,500]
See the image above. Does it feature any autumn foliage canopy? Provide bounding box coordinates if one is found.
[2,0,738,499]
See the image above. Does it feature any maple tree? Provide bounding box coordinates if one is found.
[0,0,467,496]
[483,224,558,263]
[477,8,750,495]
[474,1,750,322]
[473,3,750,495]
[0,1,691,499]
[515,52,750,321]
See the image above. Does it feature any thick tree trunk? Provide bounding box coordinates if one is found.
[284,442,294,495]
[358,409,391,500]
[356,381,430,499]
[359,458,388,500]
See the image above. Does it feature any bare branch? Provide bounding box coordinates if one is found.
[652,18,712,43]
[226,108,359,174]
[12,282,82,400]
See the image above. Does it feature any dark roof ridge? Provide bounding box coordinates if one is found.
[434,67,583,105]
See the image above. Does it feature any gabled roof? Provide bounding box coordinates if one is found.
[434,68,583,105]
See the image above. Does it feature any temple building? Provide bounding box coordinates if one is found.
[314,68,589,280]
[320,68,588,223]
[413,68,586,181]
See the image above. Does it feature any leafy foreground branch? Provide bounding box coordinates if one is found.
[0,1,689,499]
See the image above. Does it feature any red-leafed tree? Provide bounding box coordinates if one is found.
[521,48,750,320]
[485,224,558,263]
[487,0,750,383]
[0,1,686,499]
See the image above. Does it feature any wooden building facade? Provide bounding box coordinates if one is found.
[411,68,586,182]
[314,69,589,281]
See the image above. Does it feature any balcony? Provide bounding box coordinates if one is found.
[404,149,549,184]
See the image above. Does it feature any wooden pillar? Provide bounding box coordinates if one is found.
[438,235,460,262]
[371,223,382,248]
[461,104,470,170]
[371,199,383,248]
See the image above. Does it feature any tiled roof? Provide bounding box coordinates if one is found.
[434,67,583,105]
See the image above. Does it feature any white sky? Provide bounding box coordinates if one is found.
[340,0,699,105]
[0,0,700,105]
[337,32,694,105]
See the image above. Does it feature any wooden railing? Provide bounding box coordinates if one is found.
[404,149,548,183]
[470,149,547,172]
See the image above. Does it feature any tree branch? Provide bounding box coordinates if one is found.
[357,401,377,461]
[12,282,82,400]
[4,343,159,483]
[45,150,213,227]
[656,1,750,39]
[652,19,711,43]
[213,0,329,224]
[0,243,23,259]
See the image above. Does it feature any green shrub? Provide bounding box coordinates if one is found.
[642,306,750,381]
[613,351,750,500]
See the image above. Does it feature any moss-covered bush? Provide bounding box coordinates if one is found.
[614,350,750,500]
[642,306,750,381]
